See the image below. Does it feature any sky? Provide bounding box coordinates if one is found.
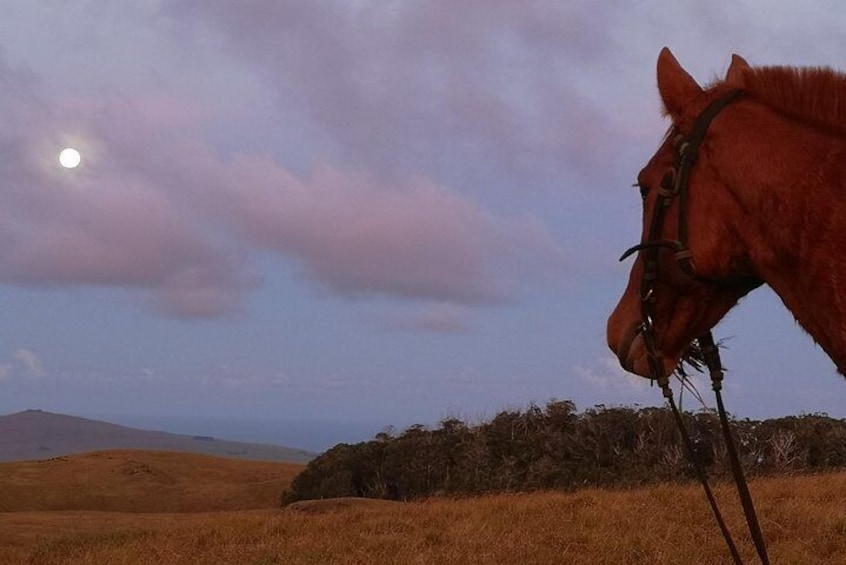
[0,1,845,449]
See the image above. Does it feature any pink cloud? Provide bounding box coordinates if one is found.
[216,161,514,303]
[164,1,620,178]
[203,154,567,304]
[0,39,567,317]
[0,65,252,318]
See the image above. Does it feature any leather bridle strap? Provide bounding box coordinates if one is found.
[619,90,745,378]
[700,332,771,565]
[659,334,771,565]
[620,89,744,271]
[621,87,770,565]
[665,90,770,565]
[672,89,744,268]
[661,375,744,565]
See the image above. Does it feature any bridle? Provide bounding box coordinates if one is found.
[619,89,770,565]
[619,88,756,379]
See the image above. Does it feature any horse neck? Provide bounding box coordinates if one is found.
[716,106,846,371]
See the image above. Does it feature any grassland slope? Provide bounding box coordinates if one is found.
[0,449,303,512]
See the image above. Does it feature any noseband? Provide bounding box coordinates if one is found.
[620,89,743,381]
[618,89,770,565]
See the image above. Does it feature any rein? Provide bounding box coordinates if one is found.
[621,90,770,565]
[665,334,769,565]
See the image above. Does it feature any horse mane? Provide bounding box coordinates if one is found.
[729,65,846,134]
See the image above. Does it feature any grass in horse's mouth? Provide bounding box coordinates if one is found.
[676,342,706,378]
[670,338,728,409]
[674,337,729,380]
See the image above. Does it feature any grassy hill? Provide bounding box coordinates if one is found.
[0,449,304,513]
[0,450,845,563]
[0,409,315,463]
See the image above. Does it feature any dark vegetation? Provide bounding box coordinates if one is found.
[283,400,846,503]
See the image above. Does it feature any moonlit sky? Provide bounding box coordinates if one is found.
[0,2,844,446]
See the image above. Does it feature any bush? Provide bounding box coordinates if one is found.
[281,402,846,504]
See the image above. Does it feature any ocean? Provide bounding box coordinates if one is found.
[91,413,400,453]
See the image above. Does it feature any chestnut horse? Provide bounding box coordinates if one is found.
[608,48,846,380]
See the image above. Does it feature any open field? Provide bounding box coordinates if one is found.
[0,450,304,513]
[1,451,846,564]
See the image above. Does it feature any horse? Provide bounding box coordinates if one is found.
[607,47,846,381]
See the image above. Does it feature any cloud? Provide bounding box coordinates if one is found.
[573,354,718,411]
[573,354,651,396]
[211,161,566,303]
[163,1,622,180]
[7,4,843,322]
[13,349,45,378]
[0,58,254,319]
[0,52,566,316]
[374,303,471,334]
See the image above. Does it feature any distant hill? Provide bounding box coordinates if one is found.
[0,449,304,512]
[0,410,316,463]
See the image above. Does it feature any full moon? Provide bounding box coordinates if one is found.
[59,147,81,169]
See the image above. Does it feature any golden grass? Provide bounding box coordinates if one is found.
[1,460,846,564]
[0,449,304,513]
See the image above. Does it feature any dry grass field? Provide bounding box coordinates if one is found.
[0,450,304,513]
[1,450,846,564]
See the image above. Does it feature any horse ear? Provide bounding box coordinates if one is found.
[656,47,703,120]
[725,54,750,88]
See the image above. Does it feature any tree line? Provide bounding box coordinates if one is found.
[282,400,846,504]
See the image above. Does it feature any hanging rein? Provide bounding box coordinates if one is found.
[619,89,770,565]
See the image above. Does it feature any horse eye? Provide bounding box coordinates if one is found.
[633,182,648,199]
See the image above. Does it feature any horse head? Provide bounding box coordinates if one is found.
[607,49,763,380]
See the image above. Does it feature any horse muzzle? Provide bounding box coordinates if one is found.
[609,320,670,379]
